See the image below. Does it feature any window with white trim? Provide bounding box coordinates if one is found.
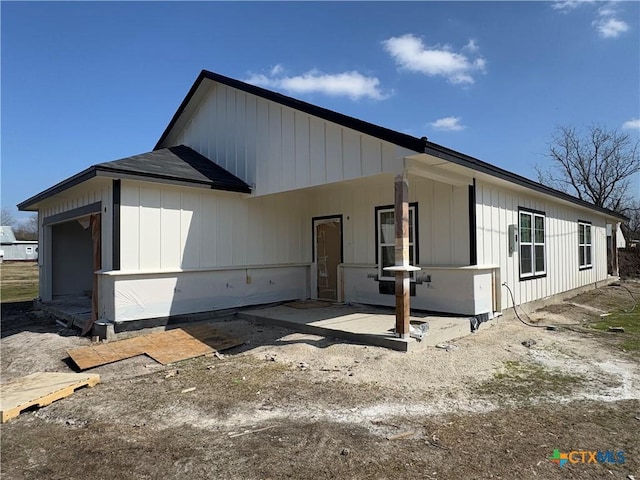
[578,221,592,269]
[376,204,417,281]
[519,209,545,278]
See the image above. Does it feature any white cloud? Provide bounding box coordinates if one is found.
[593,17,629,38]
[430,116,465,131]
[622,118,640,131]
[270,64,284,76]
[382,34,486,85]
[244,68,389,100]
[463,39,479,53]
[555,1,630,39]
[551,0,595,13]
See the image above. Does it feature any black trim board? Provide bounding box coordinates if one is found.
[42,202,102,226]
[112,180,121,270]
[154,70,626,223]
[469,180,477,266]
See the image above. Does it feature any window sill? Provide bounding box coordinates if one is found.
[579,265,593,271]
[519,273,547,281]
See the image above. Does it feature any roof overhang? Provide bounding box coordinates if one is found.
[410,146,628,222]
[18,146,251,211]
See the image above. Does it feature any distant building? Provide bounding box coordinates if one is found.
[0,226,38,261]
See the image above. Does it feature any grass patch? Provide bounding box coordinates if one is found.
[589,304,640,352]
[474,360,585,403]
[1,262,39,303]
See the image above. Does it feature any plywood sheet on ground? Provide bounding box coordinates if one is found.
[67,325,243,370]
[1,372,100,423]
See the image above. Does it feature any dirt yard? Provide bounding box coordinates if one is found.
[1,279,639,479]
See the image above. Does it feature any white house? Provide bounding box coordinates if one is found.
[18,70,626,334]
[0,226,38,261]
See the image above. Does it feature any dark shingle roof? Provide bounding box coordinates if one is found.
[18,146,250,210]
[96,145,250,192]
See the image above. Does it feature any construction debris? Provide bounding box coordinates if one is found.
[67,325,242,370]
[1,372,100,423]
[181,387,196,394]
[435,343,458,352]
[387,431,415,441]
[521,339,537,348]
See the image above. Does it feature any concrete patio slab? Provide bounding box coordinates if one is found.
[239,303,477,352]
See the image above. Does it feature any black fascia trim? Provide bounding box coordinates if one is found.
[425,142,628,222]
[469,180,477,266]
[154,70,425,153]
[311,215,344,264]
[95,166,251,194]
[112,179,121,270]
[374,202,419,266]
[18,168,98,211]
[42,202,102,226]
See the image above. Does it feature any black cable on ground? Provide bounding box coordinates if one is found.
[618,284,638,314]
[502,282,552,329]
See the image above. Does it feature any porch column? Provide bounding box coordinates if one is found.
[394,171,410,338]
[383,170,420,338]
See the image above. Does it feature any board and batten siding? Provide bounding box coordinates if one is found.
[475,181,608,311]
[308,174,470,267]
[119,180,310,272]
[166,82,416,196]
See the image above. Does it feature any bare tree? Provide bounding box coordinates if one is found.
[1,207,16,227]
[13,214,38,241]
[620,199,640,239]
[537,125,640,212]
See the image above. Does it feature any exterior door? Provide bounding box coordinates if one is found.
[313,216,342,301]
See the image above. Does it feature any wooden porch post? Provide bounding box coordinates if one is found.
[394,171,410,338]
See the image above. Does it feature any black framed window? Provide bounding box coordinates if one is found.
[578,221,592,269]
[375,204,418,280]
[519,208,545,279]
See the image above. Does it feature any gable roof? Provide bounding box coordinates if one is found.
[18,145,251,210]
[155,69,627,221]
[154,70,425,153]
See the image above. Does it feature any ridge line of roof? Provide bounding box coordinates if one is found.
[154,69,425,152]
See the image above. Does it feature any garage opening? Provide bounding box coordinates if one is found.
[51,215,101,316]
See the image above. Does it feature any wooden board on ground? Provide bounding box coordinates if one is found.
[0,372,100,423]
[67,325,243,370]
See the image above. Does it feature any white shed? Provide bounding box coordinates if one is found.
[18,70,627,333]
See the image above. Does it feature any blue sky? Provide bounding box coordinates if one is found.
[2,1,639,221]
